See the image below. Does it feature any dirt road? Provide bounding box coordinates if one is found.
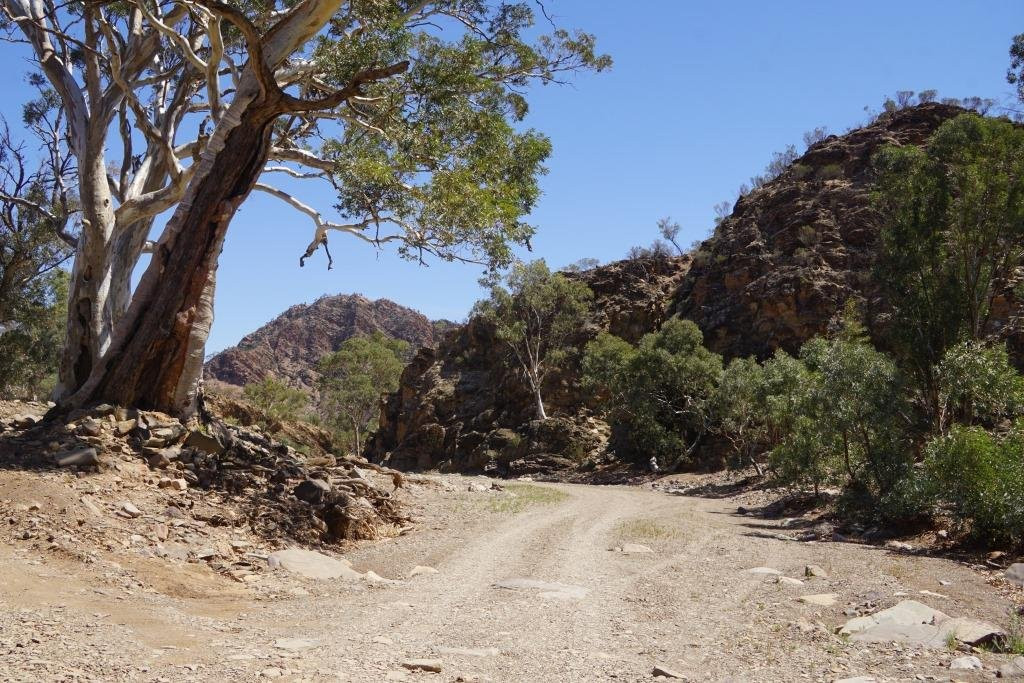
[0,477,1018,682]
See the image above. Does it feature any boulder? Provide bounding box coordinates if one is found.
[1006,563,1024,588]
[950,656,982,671]
[999,656,1024,679]
[293,478,331,504]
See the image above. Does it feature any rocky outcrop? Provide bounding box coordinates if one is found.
[367,257,687,475]
[204,294,453,391]
[675,103,976,359]
[370,103,1024,477]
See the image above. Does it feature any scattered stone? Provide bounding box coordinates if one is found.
[409,565,439,578]
[273,638,316,651]
[918,590,949,599]
[436,647,499,657]
[798,593,839,607]
[362,570,399,584]
[185,430,224,454]
[746,567,782,576]
[77,418,103,437]
[56,447,99,467]
[998,656,1024,678]
[492,578,588,600]
[467,483,489,493]
[939,617,1005,647]
[267,548,361,580]
[613,543,654,554]
[371,636,393,645]
[949,656,982,670]
[885,540,914,551]
[838,599,1004,648]
[401,659,442,673]
[936,529,948,539]
[1006,563,1024,588]
[834,678,876,683]
[805,564,828,578]
[119,501,142,518]
[114,419,137,437]
[776,577,805,587]
[652,665,686,679]
[293,478,331,504]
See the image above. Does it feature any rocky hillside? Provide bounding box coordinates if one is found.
[367,103,1024,478]
[204,294,453,391]
[674,102,986,359]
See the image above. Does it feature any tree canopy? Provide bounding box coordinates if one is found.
[0,0,608,413]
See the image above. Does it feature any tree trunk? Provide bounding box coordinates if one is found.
[56,147,117,401]
[67,94,280,413]
[57,0,350,415]
[525,367,547,420]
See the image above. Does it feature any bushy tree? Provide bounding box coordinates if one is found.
[873,114,1024,422]
[0,269,67,398]
[242,377,309,423]
[657,217,684,255]
[583,318,722,468]
[317,332,409,454]
[711,357,767,475]
[474,259,593,420]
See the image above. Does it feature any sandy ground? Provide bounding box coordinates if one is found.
[0,475,1021,682]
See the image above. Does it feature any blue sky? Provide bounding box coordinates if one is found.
[0,1,1021,353]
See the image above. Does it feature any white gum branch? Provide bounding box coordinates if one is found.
[268,147,336,173]
[134,0,207,72]
[263,165,323,179]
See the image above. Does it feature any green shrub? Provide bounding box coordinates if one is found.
[242,377,309,423]
[925,425,1024,547]
[816,163,843,180]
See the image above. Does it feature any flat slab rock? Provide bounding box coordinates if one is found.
[838,599,1004,648]
[267,548,362,581]
[798,593,839,607]
[492,578,588,600]
[612,543,654,554]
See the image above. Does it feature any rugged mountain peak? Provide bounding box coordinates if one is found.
[204,293,452,391]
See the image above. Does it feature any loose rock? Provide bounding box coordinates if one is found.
[401,659,442,673]
[652,665,686,679]
[949,656,982,670]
